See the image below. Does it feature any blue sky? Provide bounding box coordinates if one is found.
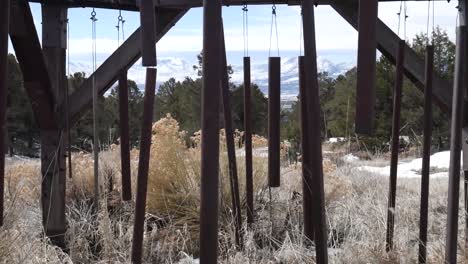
[11,1,460,66]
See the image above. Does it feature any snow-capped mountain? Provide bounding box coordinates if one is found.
[69,55,353,100]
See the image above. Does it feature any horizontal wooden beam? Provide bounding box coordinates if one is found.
[28,0,447,11]
[66,8,186,124]
[10,0,57,129]
[331,1,452,113]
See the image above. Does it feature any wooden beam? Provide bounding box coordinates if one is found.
[9,0,57,129]
[27,0,449,10]
[331,1,453,113]
[66,8,186,124]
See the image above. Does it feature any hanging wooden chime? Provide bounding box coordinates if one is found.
[139,0,156,66]
[118,71,132,201]
[355,0,378,135]
[244,56,254,225]
[268,57,281,188]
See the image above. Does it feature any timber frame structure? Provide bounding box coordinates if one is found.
[0,0,467,263]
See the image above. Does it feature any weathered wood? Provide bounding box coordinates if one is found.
[301,1,328,262]
[131,68,157,264]
[418,45,434,264]
[385,39,405,252]
[139,0,157,66]
[27,0,447,10]
[40,5,68,248]
[445,26,466,264]
[118,71,132,201]
[268,57,281,188]
[331,1,452,113]
[220,24,243,249]
[9,0,57,129]
[355,0,378,135]
[244,56,254,226]
[0,0,10,227]
[199,0,222,262]
[66,9,186,124]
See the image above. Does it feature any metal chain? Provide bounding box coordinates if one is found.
[116,10,126,47]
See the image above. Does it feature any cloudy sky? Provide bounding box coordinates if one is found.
[9,1,461,66]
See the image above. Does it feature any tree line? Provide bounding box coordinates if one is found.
[4,28,453,157]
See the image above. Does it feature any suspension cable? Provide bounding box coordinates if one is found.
[397,1,403,37]
[90,8,100,206]
[299,4,303,56]
[269,3,280,57]
[404,2,408,41]
[242,4,249,57]
[116,10,126,47]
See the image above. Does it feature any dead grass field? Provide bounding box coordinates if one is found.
[1,116,467,263]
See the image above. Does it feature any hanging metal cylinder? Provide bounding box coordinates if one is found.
[220,23,243,249]
[385,39,405,252]
[355,0,378,135]
[268,57,281,188]
[0,0,10,227]
[199,0,222,262]
[139,0,157,66]
[298,56,314,241]
[445,25,466,264]
[301,1,328,262]
[131,67,157,264]
[118,71,132,201]
[418,45,434,264]
[244,56,254,226]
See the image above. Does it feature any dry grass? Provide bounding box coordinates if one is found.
[1,116,467,263]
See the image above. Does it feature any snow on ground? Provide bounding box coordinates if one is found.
[236,147,269,158]
[354,151,457,178]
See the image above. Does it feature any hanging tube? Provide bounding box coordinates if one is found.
[268,57,281,188]
[385,39,405,252]
[0,0,10,227]
[244,56,254,226]
[118,71,132,201]
[131,68,157,264]
[418,45,434,264]
[355,0,378,135]
[445,26,466,263]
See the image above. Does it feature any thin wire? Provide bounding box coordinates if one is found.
[397,1,403,37]
[243,5,249,57]
[269,4,279,57]
[91,8,100,207]
[404,2,408,41]
[426,1,430,45]
[299,6,303,56]
[116,11,121,47]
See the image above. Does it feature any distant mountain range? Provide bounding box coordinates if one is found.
[69,56,353,101]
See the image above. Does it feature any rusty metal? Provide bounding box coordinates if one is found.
[418,45,433,264]
[385,39,405,252]
[244,56,254,226]
[220,23,243,249]
[355,0,378,135]
[131,68,157,264]
[139,0,157,66]
[118,71,132,201]
[301,1,328,262]
[445,26,466,263]
[0,0,10,227]
[298,55,314,241]
[199,0,222,262]
[268,57,281,188]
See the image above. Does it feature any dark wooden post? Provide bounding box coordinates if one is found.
[355,0,378,135]
[459,0,468,250]
[139,0,156,66]
[298,56,314,241]
[0,0,10,227]
[220,24,243,249]
[41,5,68,248]
[268,57,281,188]
[118,71,132,201]
[385,39,405,252]
[244,56,254,226]
[301,1,328,262]
[199,0,222,262]
[418,45,433,264]
[445,26,466,263]
[131,68,157,264]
